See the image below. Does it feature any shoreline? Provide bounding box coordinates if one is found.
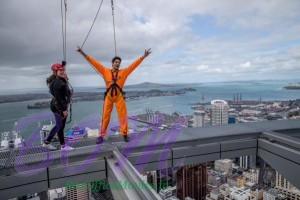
[3,88,196,109]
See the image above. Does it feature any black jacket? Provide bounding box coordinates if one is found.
[49,77,71,114]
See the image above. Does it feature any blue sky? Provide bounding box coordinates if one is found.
[189,15,230,38]
[0,0,299,90]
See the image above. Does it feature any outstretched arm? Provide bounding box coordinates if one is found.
[125,48,152,76]
[77,47,106,76]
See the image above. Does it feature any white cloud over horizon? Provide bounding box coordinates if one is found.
[0,0,299,90]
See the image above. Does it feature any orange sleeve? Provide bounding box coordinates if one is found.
[85,55,107,76]
[124,56,145,77]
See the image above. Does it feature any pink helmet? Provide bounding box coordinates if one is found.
[51,63,65,72]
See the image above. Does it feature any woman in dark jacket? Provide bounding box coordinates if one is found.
[43,62,73,150]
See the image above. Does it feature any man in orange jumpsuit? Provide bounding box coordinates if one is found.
[77,47,151,144]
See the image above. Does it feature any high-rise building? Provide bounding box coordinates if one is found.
[239,155,255,169]
[48,188,66,200]
[66,183,89,200]
[243,169,260,184]
[157,168,173,192]
[236,176,246,188]
[207,170,226,190]
[219,185,258,200]
[226,187,253,200]
[147,168,174,193]
[214,159,233,175]
[211,100,229,126]
[275,171,300,200]
[263,189,286,200]
[206,189,221,200]
[276,171,292,190]
[176,164,207,200]
[159,186,177,200]
[193,111,205,128]
[147,171,158,192]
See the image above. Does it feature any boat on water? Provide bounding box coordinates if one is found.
[27,101,50,109]
[284,83,300,90]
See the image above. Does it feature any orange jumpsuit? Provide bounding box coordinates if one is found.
[85,55,145,137]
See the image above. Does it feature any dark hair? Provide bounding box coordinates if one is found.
[112,56,122,63]
[46,74,56,86]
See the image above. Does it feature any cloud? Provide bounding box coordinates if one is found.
[0,0,300,90]
[240,62,251,68]
[197,65,209,71]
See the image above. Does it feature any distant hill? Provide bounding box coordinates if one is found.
[125,82,176,88]
[124,82,195,89]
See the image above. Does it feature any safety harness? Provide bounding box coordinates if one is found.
[104,70,125,99]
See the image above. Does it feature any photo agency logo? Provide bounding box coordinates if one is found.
[14,111,187,175]
[66,179,169,192]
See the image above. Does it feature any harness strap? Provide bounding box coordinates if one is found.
[104,70,125,99]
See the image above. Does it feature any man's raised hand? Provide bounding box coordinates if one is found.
[144,48,152,58]
[77,46,87,57]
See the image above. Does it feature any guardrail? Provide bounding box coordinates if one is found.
[0,119,299,199]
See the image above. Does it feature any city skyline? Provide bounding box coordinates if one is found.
[0,1,300,199]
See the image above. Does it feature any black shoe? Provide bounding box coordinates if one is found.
[123,135,129,142]
[96,136,104,144]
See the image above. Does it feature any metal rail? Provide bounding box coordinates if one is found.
[0,119,299,199]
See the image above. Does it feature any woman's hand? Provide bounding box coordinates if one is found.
[63,111,68,118]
